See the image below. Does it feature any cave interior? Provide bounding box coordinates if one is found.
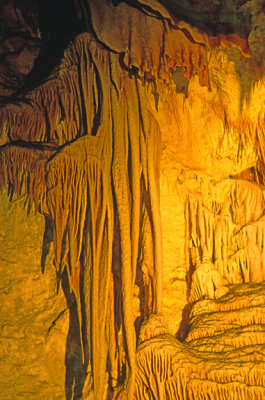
[1,0,265,399]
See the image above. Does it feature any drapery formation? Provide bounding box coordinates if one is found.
[185,177,265,305]
[0,32,164,398]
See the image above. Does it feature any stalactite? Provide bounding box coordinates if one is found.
[139,203,155,317]
[137,80,163,314]
[125,75,141,291]
[110,70,137,399]
[107,274,119,387]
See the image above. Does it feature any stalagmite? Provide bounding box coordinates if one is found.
[189,245,228,302]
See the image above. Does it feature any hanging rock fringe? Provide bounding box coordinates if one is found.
[87,0,250,88]
[0,35,101,146]
[0,144,54,211]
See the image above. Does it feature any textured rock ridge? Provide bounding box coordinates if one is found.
[135,283,265,399]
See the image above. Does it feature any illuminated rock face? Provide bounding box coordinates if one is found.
[1,1,265,399]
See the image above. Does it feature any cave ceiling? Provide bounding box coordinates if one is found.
[0,0,264,97]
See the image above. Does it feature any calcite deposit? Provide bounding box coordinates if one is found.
[1,0,265,399]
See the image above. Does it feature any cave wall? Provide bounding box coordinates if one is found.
[0,191,68,400]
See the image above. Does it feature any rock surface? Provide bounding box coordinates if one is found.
[0,191,68,400]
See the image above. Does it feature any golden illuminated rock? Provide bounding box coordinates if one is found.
[1,1,265,399]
